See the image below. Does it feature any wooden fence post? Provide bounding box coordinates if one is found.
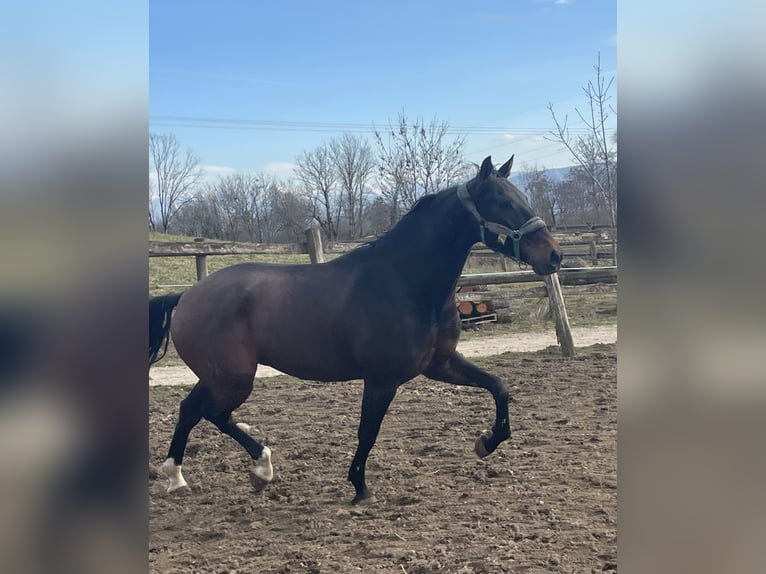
[305,228,325,264]
[195,255,208,281]
[193,238,208,280]
[544,273,576,357]
[589,239,598,266]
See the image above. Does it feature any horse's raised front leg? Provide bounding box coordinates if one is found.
[348,380,398,505]
[425,352,511,458]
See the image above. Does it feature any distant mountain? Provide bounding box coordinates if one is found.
[539,166,573,183]
[510,165,572,188]
[510,165,573,195]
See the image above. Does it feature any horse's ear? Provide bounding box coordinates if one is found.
[498,155,514,178]
[479,156,494,179]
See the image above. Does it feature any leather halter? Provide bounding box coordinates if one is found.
[457,183,546,263]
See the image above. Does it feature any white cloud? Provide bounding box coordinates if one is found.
[150,163,237,188]
[200,164,237,176]
[198,164,237,184]
[174,162,298,186]
[260,161,297,179]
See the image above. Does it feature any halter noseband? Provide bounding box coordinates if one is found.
[457,183,547,264]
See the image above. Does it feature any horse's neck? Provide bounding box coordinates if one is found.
[377,188,478,306]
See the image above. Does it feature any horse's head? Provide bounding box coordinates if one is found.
[459,156,563,275]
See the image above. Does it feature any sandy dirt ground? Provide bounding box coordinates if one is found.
[149,324,617,386]
[149,333,617,573]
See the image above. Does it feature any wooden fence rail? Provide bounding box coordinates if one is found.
[150,229,617,357]
[470,235,616,266]
[151,235,616,280]
[149,239,615,258]
[148,238,362,257]
[457,266,617,287]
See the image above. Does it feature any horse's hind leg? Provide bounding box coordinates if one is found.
[200,372,273,491]
[160,373,273,494]
[160,382,205,493]
[206,411,273,491]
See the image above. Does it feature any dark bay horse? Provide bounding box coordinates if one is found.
[150,156,562,504]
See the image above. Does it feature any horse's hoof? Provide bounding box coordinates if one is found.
[160,458,190,494]
[475,431,492,458]
[248,471,270,492]
[167,483,191,495]
[351,490,376,506]
[249,447,273,491]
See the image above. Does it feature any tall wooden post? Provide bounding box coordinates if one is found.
[305,228,325,264]
[193,238,208,280]
[544,273,576,357]
[195,255,208,281]
[589,239,598,266]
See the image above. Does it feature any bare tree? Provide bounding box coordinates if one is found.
[242,173,273,243]
[268,179,313,242]
[374,145,408,227]
[553,174,587,226]
[172,190,224,239]
[374,113,470,215]
[295,145,342,242]
[363,195,393,237]
[203,173,271,241]
[330,133,375,239]
[212,176,244,240]
[547,53,617,260]
[521,163,558,228]
[171,175,311,243]
[149,133,204,232]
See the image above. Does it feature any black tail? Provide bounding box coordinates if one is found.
[149,292,184,366]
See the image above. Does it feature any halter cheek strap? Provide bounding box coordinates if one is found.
[457,183,547,263]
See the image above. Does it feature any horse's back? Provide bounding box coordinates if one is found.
[170,259,460,383]
[170,261,361,380]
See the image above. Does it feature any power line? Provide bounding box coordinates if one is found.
[150,115,593,136]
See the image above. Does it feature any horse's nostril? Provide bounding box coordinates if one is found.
[551,250,563,266]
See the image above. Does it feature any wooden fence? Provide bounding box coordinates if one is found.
[150,230,617,357]
[150,230,616,280]
[457,266,617,287]
[469,241,614,267]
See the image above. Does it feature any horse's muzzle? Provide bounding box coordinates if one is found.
[532,249,563,276]
[550,248,563,270]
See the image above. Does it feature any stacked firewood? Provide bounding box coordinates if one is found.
[455,285,496,321]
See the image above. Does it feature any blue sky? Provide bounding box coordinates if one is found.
[150,1,616,179]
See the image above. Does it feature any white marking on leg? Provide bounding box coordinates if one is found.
[253,446,273,482]
[160,458,189,493]
[235,422,252,433]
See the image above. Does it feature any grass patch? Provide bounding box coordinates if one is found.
[149,231,341,294]
[459,281,616,341]
[149,253,317,293]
